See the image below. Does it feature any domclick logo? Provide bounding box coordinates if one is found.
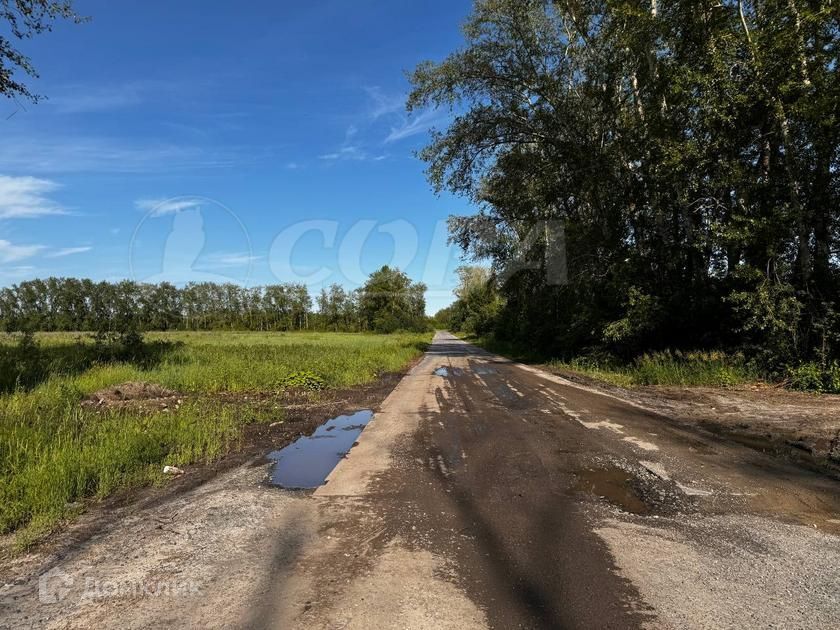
[38,567,74,604]
[129,196,254,285]
[127,195,569,300]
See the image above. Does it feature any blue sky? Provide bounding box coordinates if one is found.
[0,0,476,313]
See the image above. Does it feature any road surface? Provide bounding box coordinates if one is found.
[3,332,839,628]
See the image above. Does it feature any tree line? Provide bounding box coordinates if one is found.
[0,267,429,334]
[418,0,839,380]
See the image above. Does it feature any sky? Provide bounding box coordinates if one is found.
[0,0,477,314]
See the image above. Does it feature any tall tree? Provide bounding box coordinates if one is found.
[359,266,428,333]
[409,0,839,364]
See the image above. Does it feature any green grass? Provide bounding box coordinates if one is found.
[0,331,430,547]
[549,350,760,388]
[459,334,759,388]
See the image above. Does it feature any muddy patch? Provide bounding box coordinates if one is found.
[82,381,181,412]
[573,467,651,515]
[266,410,373,489]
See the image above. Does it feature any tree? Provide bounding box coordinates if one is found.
[1,0,84,101]
[359,266,428,333]
[409,0,839,365]
[448,266,503,335]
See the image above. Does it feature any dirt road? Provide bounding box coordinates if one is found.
[2,332,839,628]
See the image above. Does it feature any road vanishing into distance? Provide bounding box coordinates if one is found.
[4,332,839,629]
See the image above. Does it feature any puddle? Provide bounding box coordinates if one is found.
[266,409,373,489]
[434,367,465,377]
[473,366,498,375]
[573,467,650,515]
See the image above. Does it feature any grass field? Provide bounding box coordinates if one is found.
[459,334,759,388]
[0,331,430,548]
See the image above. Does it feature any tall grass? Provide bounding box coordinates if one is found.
[458,334,758,388]
[552,350,759,388]
[0,331,430,547]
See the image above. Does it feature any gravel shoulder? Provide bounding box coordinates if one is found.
[542,366,840,474]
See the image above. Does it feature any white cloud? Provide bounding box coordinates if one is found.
[385,108,448,143]
[0,265,35,280]
[0,239,45,262]
[48,84,144,114]
[135,197,205,217]
[319,125,369,162]
[46,246,92,258]
[365,87,405,120]
[0,175,67,219]
[319,146,367,161]
[197,251,260,268]
[0,135,242,174]
[46,80,197,114]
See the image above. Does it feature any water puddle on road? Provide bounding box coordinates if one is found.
[266,409,373,489]
[573,467,651,515]
[434,367,465,377]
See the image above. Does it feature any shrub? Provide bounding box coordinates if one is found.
[279,370,325,391]
[788,362,840,394]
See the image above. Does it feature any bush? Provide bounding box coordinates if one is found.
[788,362,840,394]
[279,370,325,391]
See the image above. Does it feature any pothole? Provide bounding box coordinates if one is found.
[573,467,651,515]
[434,367,465,377]
[266,409,373,489]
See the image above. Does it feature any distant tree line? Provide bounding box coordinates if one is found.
[0,267,429,334]
[417,1,840,380]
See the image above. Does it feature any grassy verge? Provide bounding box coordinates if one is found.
[0,331,431,548]
[549,351,760,388]
[460,334,759,388]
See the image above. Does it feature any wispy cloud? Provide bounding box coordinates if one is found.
[135,197,205,217]
[365,86,405,120]
[319,146,367,161]
[46,246,92,258]
[0,135,244,174]
[0,239,45,262]
[46,80,196,114]
[0,265,35,280]
[0,175,67,219]
[197,251,260,268]
[385,108,447,143]
[48,84,144,114]
[319,125,372,162]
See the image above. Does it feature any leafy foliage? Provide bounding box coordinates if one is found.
[0,274,429,334]
[411,0,840,385]
[358,266,428,333]
[279,370,325,391]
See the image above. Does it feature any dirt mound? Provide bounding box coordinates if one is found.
[82,382,181,412]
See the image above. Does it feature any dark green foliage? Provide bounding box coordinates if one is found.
[0,331,46,391]
[410,0,840,388]
[358,266,429,333]
[446,266,503,336]
[0,279,318,332]
[279,370,326,391]
[0,331,177,393]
